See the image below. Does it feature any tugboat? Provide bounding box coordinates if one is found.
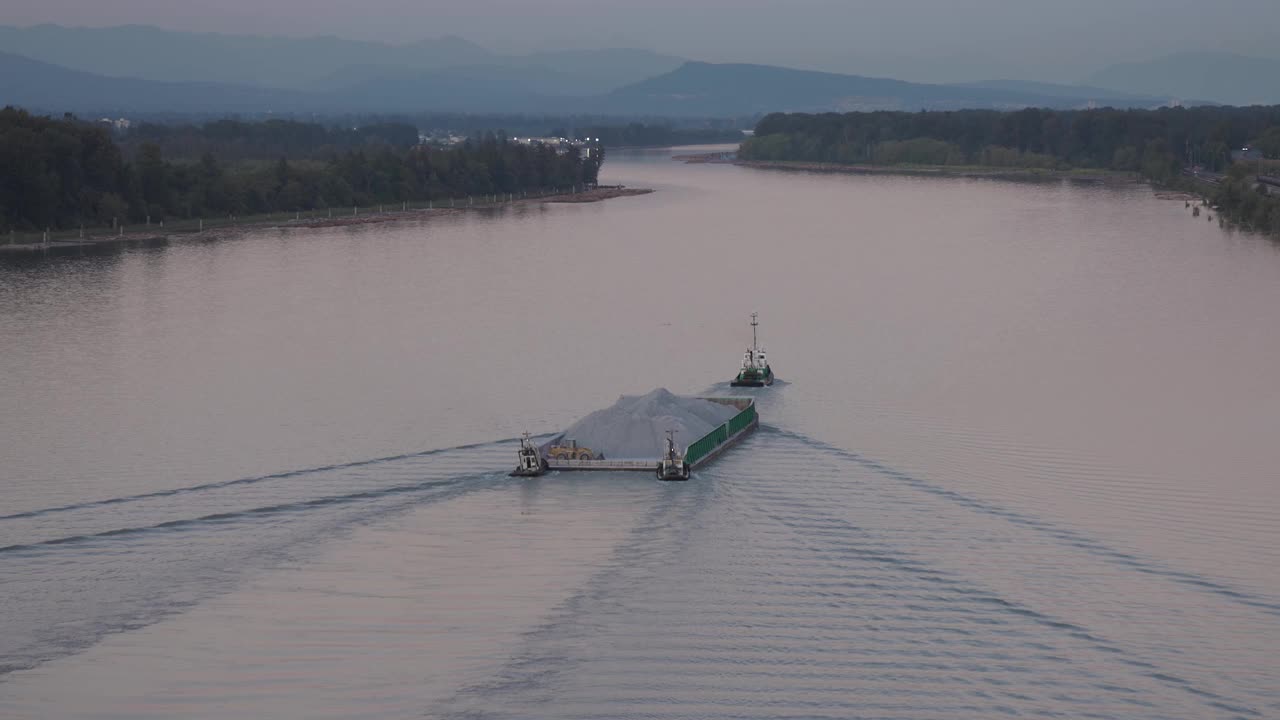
[731,313,774,387]
[510,432,548,477]
[656,430,691,481]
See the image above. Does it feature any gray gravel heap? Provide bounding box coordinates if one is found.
[557,388,738,460]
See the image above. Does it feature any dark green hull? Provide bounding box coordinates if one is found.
[731,366,774,387]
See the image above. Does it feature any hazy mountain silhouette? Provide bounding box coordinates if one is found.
[0,51,577,114]
[1086,52,1280,106]
[0,24,495,90]
[954,79,1176,103]
[0,51,1205,117]
[602,62,1171,116]
[0,24,682,95]
[0,50,316,114]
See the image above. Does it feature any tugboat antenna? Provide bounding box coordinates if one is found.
[751,312,759,352]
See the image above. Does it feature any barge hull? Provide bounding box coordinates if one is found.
[545,397,757,472]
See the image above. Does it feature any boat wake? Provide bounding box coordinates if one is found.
[434,427,1275,719]
[0,437,527,524]
[0,439,520,677]
[759,425,1280,618]
[3,427,1276,718]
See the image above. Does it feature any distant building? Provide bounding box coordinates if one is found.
[418,133,468,146]
[1232,146,1263,162]
[512,137,597,155]
[98,117,132,132]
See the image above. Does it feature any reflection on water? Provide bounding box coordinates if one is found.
[2,148,1279,717]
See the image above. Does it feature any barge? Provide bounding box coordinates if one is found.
[536,396,758,474]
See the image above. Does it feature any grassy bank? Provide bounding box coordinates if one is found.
[735,160,1135,183]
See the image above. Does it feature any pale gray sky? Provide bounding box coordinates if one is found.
[4,0,1279,82]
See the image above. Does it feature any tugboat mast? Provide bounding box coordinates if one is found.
[731,312,773,387]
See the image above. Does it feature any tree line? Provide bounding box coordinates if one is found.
[118,119,422,163]
[0,107,601,232]
[124,111,753,145]
[740,106,1280,234]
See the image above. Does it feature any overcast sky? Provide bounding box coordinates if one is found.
[4,0,1279,82]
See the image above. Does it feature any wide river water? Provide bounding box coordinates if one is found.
[2,147,1278,718]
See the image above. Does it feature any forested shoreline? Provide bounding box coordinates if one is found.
[741,107,1280,234]
[0,108,601,233]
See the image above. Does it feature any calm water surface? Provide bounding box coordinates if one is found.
[2,148,1278,718]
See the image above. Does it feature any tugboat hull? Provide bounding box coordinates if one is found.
[510,464,547,478]
[656,462,691,481]
[511,433,548,476]
[731,369,774,387]
[731,314,773,388]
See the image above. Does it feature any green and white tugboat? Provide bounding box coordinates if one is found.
[731,313,774,387]
[510,432,548,477]
[656,430,691,481]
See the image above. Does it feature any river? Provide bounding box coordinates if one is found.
[1,147,1278,718]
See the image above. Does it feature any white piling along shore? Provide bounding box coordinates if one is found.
[543,388,758,472]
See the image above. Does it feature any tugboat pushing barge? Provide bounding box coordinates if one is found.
[510,432,548,477]
[731,313,774,387]
[656,430,691,481]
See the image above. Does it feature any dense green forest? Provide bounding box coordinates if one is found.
[124,111,754,144]
[119,119,741,159]
[119,119,422,162]
[0,108,600,232]
[740,106,1280,234]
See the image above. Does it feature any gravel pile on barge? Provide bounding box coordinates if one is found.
[554,389,738,460]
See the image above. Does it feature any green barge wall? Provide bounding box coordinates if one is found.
[685,398,757,467]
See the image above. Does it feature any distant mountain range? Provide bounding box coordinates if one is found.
[954,79,1171,103]
[0,54,1190,118]
[0,24,1255,117]
[1084,52,1280,106]
[0,24,683,95]
[604,63,1176,116]
[0,51,308,114]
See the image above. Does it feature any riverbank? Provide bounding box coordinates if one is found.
[543,186,653,203]
[734,159,1137,183]
[673,151,738,164]
[0,186,653,255]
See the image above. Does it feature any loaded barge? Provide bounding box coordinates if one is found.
[512,395,758,478]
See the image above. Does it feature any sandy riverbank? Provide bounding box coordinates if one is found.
[542,186,653,203]
[734,160,1137,183]
[673,151,738,164]
[1,186,653,255]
